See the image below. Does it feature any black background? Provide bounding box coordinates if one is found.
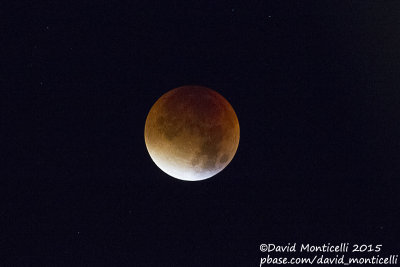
[4,1,400,266]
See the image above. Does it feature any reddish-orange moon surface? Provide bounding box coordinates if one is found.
[144,85,240,181]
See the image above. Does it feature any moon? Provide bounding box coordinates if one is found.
[144,85,240,181]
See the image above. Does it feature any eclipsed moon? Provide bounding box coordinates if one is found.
[144,85,240,181]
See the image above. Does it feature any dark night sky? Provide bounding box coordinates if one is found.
[4,1,400,266]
